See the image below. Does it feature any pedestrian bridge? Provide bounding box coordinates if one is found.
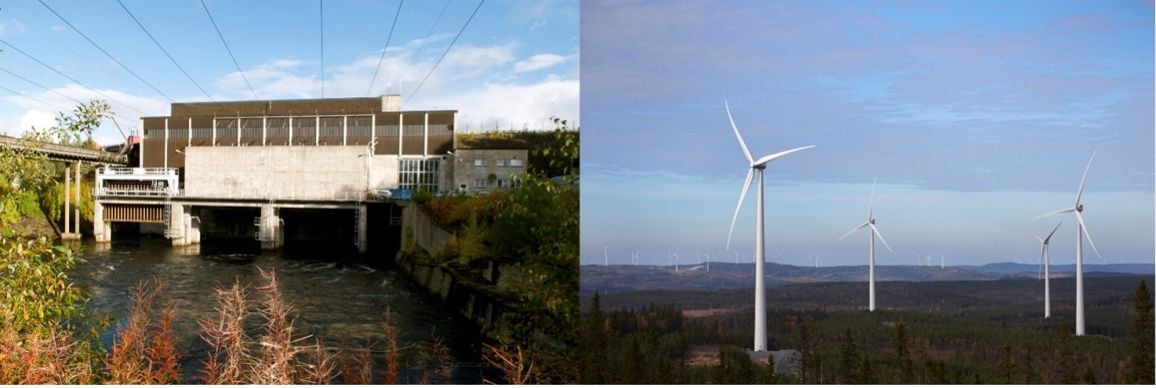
[0,135,128,165]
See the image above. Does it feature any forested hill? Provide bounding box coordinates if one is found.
[581,261,1153,295]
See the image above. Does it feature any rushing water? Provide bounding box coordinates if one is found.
[67,237,481,383]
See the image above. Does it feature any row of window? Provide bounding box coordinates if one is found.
[471,177,521,189]
[472,158,524,167]
[145,124,451,139]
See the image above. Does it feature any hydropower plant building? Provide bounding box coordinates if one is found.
[92,96,525,254]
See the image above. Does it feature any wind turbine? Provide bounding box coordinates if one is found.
[668,249,680,273]
[838,178,893,312]
[723,100,815,352]
[940,253,944,270]
[1035,222,1063,319]
[603,245,609,266]
[1036,150,1101,336]
[631,246,640,266]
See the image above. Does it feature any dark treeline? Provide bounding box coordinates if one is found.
[580,279,1155,384]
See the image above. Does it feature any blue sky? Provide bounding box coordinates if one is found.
[581,0,1154,267]
[0,0,578,144]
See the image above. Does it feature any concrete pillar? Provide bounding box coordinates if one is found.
[357,205,368,253]
[63,163,70,236]
[169,203,187,246]
[188,210,201,245]
[93,201,110,243]
[73,161,80,236]
[260,204,281,250]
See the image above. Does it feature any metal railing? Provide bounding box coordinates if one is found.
[98,167,179,176]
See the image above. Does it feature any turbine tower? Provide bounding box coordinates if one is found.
[1037,150,1101,336]
[603,245,609,266]
[631,246,640,266]
[838,178,893,312]
[723,100,815,352]
[1035,222,1063,318]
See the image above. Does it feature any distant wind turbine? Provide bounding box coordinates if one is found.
[838,178,893,312]
[1035,222,1063,319]
[1036,150,1101,336]
[723,100,815,352]
[940,253,945,270]
[631,246,640,266]
[603,245,609,266]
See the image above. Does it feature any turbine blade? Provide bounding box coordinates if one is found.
[751,145,816,167]
[1044,221,1063,243]
[724,100,754,164]
[838,221,870,241]
[1034,207,1074,220]
[1074,150,1096,207]
[1075,211,1102,259]
[1033,234,1044,243]
[868,177,878,220]
[869,223,893,252]
[726,168,755,250]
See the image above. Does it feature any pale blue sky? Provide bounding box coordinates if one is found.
[0,0,578,144]
[581,0,1154,267]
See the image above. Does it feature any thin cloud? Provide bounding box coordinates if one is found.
[514,54,569,73]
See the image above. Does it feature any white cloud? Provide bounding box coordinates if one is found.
[514,54,569,73]
[418,77,579,131]
[0,84,168,145]
[0,19,28,36]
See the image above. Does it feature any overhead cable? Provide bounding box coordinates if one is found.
[37,0,174,102]
[200,0,259,100]
[115,0,215,101]
[366,0,405,96]
[405,0,485,106]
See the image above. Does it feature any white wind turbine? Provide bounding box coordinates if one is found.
[1035,222,1063,319]
[603,245,609,266]
[723,100,815,352]
[1036,150,1101,335]
[838,178,893,312]
[631,246,640,266]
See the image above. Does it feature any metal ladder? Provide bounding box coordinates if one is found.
[162,196,172,238]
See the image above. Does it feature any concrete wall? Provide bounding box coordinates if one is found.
[184,146,398,200]
[450,149,529,194]
[402,204,453,255]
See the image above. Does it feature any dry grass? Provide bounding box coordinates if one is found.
[484,343,536,384]
[0,321,96,384]
[103,278,181,384]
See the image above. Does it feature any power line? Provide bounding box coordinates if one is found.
[0,39,150,116]
[0,83,66,111]
[37,0,174,102]
[200,0,259,100]
[0,65,135,123]
[320,0,325,98]
[405,0,485,106]
[391,0,448,94]
[115,0,215,101]
[366,0,405,96]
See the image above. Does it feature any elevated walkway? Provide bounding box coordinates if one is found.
[0,135,128,165]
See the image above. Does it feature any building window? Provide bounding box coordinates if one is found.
[497,159,509,167]
[473,159,486,167]
[399,158,440,193]
[510,159,523,167]
[473,178,488,189]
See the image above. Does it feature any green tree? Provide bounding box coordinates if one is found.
[998,344,1016,383]
[858,354,875,384]
[761,353,776,384]
[838,327,860,384]
[1057,323,1077,384]
[798,316,815,383]
[1126,280,1154,384]
[580,293,606,384]
[891,321,913,383]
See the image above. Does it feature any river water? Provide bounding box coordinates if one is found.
[67,237,481,383]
